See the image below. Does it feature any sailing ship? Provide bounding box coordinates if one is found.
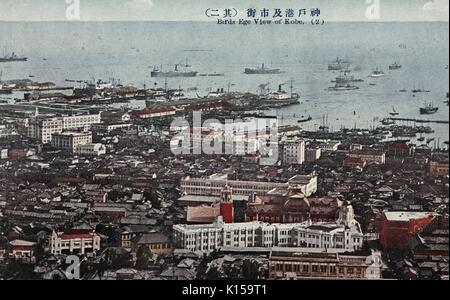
[389,106,399,116]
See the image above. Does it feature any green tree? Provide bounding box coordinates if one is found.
[143,189,161,209]
[242,260,260,280]
[136,245,152,270]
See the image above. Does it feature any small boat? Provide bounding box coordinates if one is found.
[370,68,385,78]
[298,115,312,123]
[389,62,402,70]
[399,89,407,92]
[418,136,425,142]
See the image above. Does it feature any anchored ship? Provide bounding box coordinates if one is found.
[259,81,299,108]
[245,63,282,75]
[389,62,402,70]
[298,115,312,123]
[328,71,360,91]
[0,52,28,62]
[0,71,12,94]
[420,103,439,115]
[151,63,198,78]
[369,68,385,78]
[328,57,350,71]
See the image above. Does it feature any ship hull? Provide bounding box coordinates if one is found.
[151,71,198,78]
[328,86,359,91]
[420,108,439,115]
[244,69,281,75]
[0,58,28,62]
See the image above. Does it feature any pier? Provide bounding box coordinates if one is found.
[389,117,449,125]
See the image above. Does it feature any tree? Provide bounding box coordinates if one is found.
[242,260,261,280]
[136,245,152,270]
[143,188,161,209]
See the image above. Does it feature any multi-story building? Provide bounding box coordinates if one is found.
[348,150,386,165]
[74,143,106,156]
[26,114,101,143]
[305,148,321,162]
[268,250,383,280]
[62,113,102,130]
[173,205,363,253]
[429,161,449,177]
[27,118,64,143]
[131,106,176,119]
[246,193,344,224]
[282,140,305,165]
[316,140,341,152]
[180,173,318,198]
[49,229,101,255]
[51,131,93,152]
[380,211,435,251]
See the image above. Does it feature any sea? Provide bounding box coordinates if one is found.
[0,21,449,146]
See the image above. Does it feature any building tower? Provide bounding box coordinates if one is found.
[220,185,234,223]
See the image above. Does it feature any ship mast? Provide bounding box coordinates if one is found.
[290,78,294,97]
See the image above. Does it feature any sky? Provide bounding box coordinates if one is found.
[0,0,448,22]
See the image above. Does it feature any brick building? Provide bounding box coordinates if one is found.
[380,212,435,251]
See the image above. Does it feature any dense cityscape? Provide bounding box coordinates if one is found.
[0,67,448,280]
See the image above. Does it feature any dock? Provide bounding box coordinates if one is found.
[389,117,449,124]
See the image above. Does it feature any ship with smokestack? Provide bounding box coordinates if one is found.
[0,52,28,63]
[151,61,198,78]
[245,63,282,75]
[259,81,300,108]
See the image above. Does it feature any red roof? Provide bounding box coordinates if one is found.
[350,150,385,156]
[59,229,96,240]
[344,157,365,165]
[131,106,175,117]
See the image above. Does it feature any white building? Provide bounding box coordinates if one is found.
[75,143,106,157]
[317,140,341,152]
[288,175,318,196]
[51,131,93,152]
[173,205,363,253]
[27,118,64,144]
[181,173,318,197]
[282,140,305,165]
[62,113,102,130]
[49,230,101,255]
[26,114,101,144]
